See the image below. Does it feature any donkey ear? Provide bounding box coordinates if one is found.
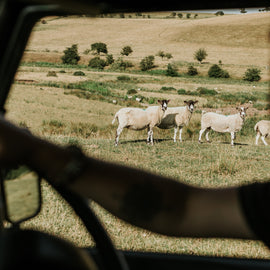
[167,99,170,104]
[194,100,198,104]
[158,100,162,104]
[184,100,188,104]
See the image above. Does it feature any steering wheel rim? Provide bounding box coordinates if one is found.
[56,185,129,270]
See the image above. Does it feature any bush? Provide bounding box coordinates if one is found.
[219,92,257,104]
[197,87,218,96]
[166,63,179,77]
[243,68,261,82]
[187,65,198,76]
[121,46,133,56]
[111,58,133,70]
[157,51,165,59]
[140,55,155,71]
[127,89,137,94]
[177,89,186,95]
[61,44,80,65]
[117,75,131,81]
[165,53,173,60]
[91,42,108,55]
[194,48,207,64]
[106,54,114,65]
[215,11,224,16]
[47,71,57,77]
[73,71,85,76]
[148,97,157,104]
[160,86,176,91]
[88,57,107,69]
[208,64,230,78]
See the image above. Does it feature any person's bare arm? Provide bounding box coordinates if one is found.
[0,116,255,239]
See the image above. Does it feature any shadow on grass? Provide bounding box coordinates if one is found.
[119,138,171,145]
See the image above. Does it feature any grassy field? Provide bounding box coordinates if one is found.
[5,12,270,259]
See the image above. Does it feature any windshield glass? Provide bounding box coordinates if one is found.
[6,10,270,258]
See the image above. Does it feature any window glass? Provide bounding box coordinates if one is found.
[6,10,270,257]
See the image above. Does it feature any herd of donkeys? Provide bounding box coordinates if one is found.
[111,99,270,146]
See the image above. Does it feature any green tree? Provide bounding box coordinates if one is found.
[140,55,155,71]
[243,68,261,82]
[91,42,108,55]
[61,44,80,65]
[208,64,230,78]
[157,50,165,60]
[88,57,107,69]
[240,8,247,13]
[187,65,198,76]
[215,11,224,16]
[194,48,208,64]
[166,63,179,77]
[106,54,114,65]
[165,53,173,60]
[121,46,133,56]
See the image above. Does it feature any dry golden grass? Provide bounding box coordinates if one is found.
[25,13,270,68]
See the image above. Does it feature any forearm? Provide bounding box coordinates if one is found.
[22,134,256,238]
[0,117,256,238]
[70,160,189,235]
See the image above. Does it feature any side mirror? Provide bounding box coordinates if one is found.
[1,166,41,225]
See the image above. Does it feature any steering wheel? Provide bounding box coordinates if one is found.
[0,174,129,270]
[58,186,129,270]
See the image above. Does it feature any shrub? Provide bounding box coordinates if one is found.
[160,86,176,91]
[73,71,85,76]
[187,65,198,76]
[148,97,157,104]
[83,49,91,55]
[106,54,114,65]
[127,89,137,94]
[140,55,155,71]
[208,64,230,78]
[177,89,186,95]
[88,57,107,69]
[165,53,173,60]
[215,11,224,16]
[194,48,207,64]
[117,75,131,81]
[197,87,218,96]
[121,46,133,56]
[61,44,80,65]
[219,92,257,104]
[47,71,57,77]
[156,51,165,59]
[90,42,108,55]
[243,68,261,82]
[110,58,133,70]
[166,63,179,77]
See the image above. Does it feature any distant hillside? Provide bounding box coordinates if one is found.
[168,13,270,48]
[26,13,270,67]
